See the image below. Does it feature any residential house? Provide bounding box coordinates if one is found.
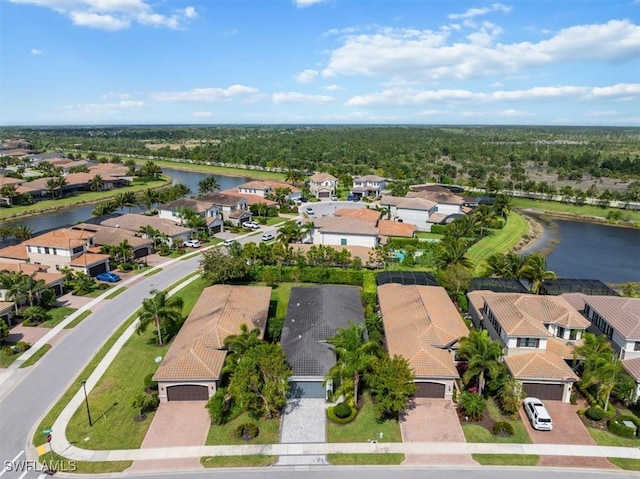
[280,285,364,398]
[154,285,271,402]
[406,189,465,217]
[378,283,468,399]
[72,223,153,259]
[309,173,338,199]
[351,175,387,199]
[467,291,590,402]
[23,228,111,276]
[200,192,252,226]
[380,195,437,232]
[236,180,299,200]
[311,216,379,248]
[100,214,191,247]
[157,197,224,234]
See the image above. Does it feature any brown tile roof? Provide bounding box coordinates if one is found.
[504,351,578,381]
[354,175,386,182]
[69,252,111,267]
[380,195,436,211]
[264,180,300,193]
[73,223,153,249]
[560,293,587,312]
[0,301,14,314]
[546,336,580,359]
[622,357,640,381]
[159,197,215,215]
[428,212,448,224]
[201,192,243,206]
[310,172,337,182]
[377,219,417,237]
[0,176,24,186]
[0,262,45,274]
[378,284,468,378]
[582,296,640,340]
[221,191,277,207]
[154,285,271,381]
[64,172,93,186]
[0,244,28,261]
[101,214,191,237]
[26,228,94,249]
[406,190,465,205]
[34,271,65,285]
[317,217,379,236]
[334,208,381,222]
[237,180,272,190]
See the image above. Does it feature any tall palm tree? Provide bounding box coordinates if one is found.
[92,200,117,217]
[198,176,220,196]
[136,289,184,346]
[89,174,104,192]
[493,194,512,219]
[223,323,263,374]
[521,255,556,294]
[473,204,494,237]
[20,273,48,307]
[13,224,33,241]
[0,184,19,206]
[580,354,624,411]
[0,270,25,315]
[139,188,159,213]
[434,237,472,270]
[458,329,505,395]
[277,221,301,245]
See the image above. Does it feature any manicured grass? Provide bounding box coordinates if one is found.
[466,212,529,275]
[461,399,532,444]
[40,307,77,328]
[471,454,539,466]
[144,158,285,180]
[20,343,51,368]
[201,455,277,468]
[327,395,402,443]
[328,453,405,465]
[587,427,640,447]
[0,177,168,220]
[511,197,640,223]
[416,232,445,240]
[64,310,92,329]
[144,267,163,277]
[609,458,640,471]
[39,452,132,474]
[65,278,208,450]
[82,285,114,298]
[104,287,126,300]
[0,344,23,368]
[269,282,294,319]
[205,412,280,445]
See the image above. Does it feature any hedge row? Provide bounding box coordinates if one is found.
[608,416,639,438]
[255,266,364,285]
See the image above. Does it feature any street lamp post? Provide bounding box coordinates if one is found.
[81,380,93,427]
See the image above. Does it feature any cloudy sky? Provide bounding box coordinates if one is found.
[1,0,639,126]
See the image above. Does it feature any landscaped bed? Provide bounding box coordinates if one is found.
[205,412,280,446]
[327,394,402,443]
[460,398,532,444]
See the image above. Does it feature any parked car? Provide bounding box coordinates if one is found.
[262,233,275,242]
[347,194,360,202]
[183,239,202,248]
[242,221,260,229]
[96,272,121,283]
[523,397,553,431]
[299,197,308,203]
[223,239,239,247]
[330,195,338,201]
[304,206,315,216]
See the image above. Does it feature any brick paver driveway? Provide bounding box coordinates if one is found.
[276,398,328,465]
[127,401,210,472]
[400,398,476,465]
[520,400,615,469]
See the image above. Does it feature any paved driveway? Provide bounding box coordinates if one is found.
[520,400,615,469]
[400,398,476,465]
[127,401,210,472]
[276,398,328,466]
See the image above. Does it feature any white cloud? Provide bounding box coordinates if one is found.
[295,69,319,84]
[294,0,327,7]
[323,20,640,81]
[10,0,197,31]
[272,92,335,104]
[64,100,146,114]
[448,3,512,21]
[102,92,131,100]
[416,109,442,116]
[193,111,213,118]
[324,84,344,91]
[152,85,261,103]
[30,48,43,55]
[499,109,535,117]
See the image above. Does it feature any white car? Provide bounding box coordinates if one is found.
[523,397,553,431]
[330,195,338,201]
[223,239,239,247]
[183,239,202,248]
[262,233,275,242]
[242,221,260,229]
[304,206,315,216]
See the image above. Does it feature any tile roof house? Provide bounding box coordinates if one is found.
[154,285,271,402]
[281,285,364,399]
[200,192,253,225]
[71,223,153,259]
[467,291,589,402]
[380,190,466,232]
[378,283,468,399]
[100,214,192,247]
[311,216,380,248]
[235,180,299,199]
[0,262,65,320]
[351,175,387,199]
[157,197,224,234]
[309,173,338,199]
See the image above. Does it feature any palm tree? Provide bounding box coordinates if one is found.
[115,240,134,264]
[325,323,378,406]
[89,174,104,192]
[20,273,48,307]
[92,200,117,217]
[0,184,19,206]
[172,183,191,198]
[277,221,302,245]
[0,270,24,315]
[580,354,624,411]
[434,237,472,270]
[198,176,220,196]
[521,255,556,294]
[223,323,263,374]
[473,204,494,237]
[139,188,159,213]
[493,194,512,219]
[13,224,33,241]
[447,215,476,238]
[45,178,59,200]
[136,289,184,346]
[458,329,505,395]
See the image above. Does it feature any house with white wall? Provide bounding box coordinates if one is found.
[199,192,252,225]
[309,173,338,199]
[311,216,379,248]
[351,175,387,199]
[379,195,437,231]
[158,197,224,234]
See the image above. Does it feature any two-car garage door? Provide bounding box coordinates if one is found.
[522,383,564,401]
[167,385,209,401]
[415,382,446,398]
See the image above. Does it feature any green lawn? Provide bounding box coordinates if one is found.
[471,454,539,466]
[269,283,295,319]
[588,427,640,447]
[137,158,286,181]
[39,452,131,474]
[466,212,529,275]
[608,458,640,471]
[328,453,405,465]
[20,344,51,368]
[40,307,77,328]
[201,455,277,467]
[205,412,281,445]
[327,395,402,443]
[511,197,640,223]
[104,287,126,300]
[416,232,445,240]
[462,399,532,444]
[0,343,23,368]
[64,310,92,329]
[65,278,208,450]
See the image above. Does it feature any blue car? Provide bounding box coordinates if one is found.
[96,272,121,283]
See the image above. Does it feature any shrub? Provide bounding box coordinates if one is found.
[119,262,134,272]
[608,417,637,438]
[459,391,486,421]
[430,224,448,235]
[144,373,158,391]
[334,402,352,419]
[234,423,259,440]
[16,341,30,352]
[570,392,577,405]
[493,421,514,437]
[327,404,357,424]
[585,406,606,421]
[4,346,14,356]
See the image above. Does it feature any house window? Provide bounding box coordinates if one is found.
[557,327,566,339]
[44,247,50,255]
[341,238,347,246]
[516,338,539,348]
[569,329,579,340]
[634,342,640,352]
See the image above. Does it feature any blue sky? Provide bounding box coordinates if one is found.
[1,0,639,126]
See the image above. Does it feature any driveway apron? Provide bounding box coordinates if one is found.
[276,398,328,465]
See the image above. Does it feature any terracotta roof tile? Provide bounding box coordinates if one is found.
[310,173,337,182]
[69,252,110,267]
[101,214,191,237]
[504,351,578,381]
[26,228,94,249]
[380,195,436,211]
[406,190,465,205]
[623,357,640,381]
[318,217,378,235]
[0,261,44,273]
[582,296,640,340]
[377,220,417,238]
[334,208,381,222]
[0,244,28,260]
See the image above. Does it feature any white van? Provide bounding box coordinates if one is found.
[524,397,553,431]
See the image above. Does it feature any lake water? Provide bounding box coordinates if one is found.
[0,168,249,233]
[524,217,640,284]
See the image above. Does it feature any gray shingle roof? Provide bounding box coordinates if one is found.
[281,286,364,377]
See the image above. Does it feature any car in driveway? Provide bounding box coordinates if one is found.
[183,239,202,248]
[524,397,553,431]
[304,206,315,216]
[330,195,338,201]
[262,233,275,242]
[242,221,260,229]
[96,272,121,283]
